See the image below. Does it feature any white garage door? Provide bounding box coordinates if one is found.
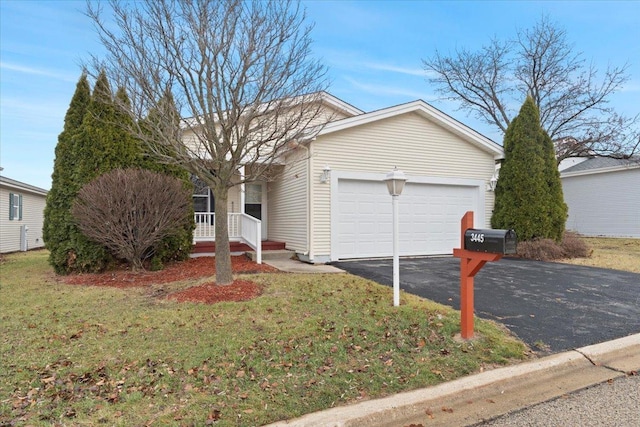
[337,179,479,259]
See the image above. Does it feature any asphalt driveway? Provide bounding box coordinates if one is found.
[332,257,640,352]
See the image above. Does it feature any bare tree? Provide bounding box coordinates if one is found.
[72,169,192,271]
[423,16,639,163]
[86,0,330,284]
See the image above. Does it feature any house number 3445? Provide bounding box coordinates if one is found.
[469,233,485,243]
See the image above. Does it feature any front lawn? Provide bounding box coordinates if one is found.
[558,237,640,273]
[0,251,528,426]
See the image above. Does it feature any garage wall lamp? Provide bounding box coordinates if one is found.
[320,165,331,183]
[487,170,499,192]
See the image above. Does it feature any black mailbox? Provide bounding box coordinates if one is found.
[464,229,517,255]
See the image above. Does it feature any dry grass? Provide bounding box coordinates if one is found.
[0,251,528,427]
[557,237,640,273]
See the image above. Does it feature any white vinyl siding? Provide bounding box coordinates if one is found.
[268,149,308,252]
[562,168,640,237]
[0,184,47,253]
[310,112,496,260]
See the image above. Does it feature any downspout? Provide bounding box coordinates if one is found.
[298,141,313,261]
[307,142,314,262]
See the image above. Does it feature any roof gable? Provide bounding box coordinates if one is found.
[318,91,364,117]
[319,100,503,159]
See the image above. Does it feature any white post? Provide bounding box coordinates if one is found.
[239,165,245,214]
[384,167,407,308]
[392,194,400,306]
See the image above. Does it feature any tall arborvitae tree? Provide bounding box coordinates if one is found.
[47,73,193,273]
[138,89,194,268]
[492,96,567,241]
[541,129,568,241]
[44,74,93,274]
[75,73,140,179]
[59,71,123,272]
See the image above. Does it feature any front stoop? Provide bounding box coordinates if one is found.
[192,240,286,254]
[246,249,294,262]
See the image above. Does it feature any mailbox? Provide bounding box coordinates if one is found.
[464,228,517,255]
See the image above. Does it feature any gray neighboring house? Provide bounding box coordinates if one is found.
[560,157,640,238]
[0,174,48,253]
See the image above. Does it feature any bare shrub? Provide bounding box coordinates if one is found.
[517,232,592,261]
[517,239,565,261]
[72,169,191,270]
[561,232,592,258]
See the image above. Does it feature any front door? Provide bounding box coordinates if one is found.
[245,183,267,239]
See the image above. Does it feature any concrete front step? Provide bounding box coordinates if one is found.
[192,240,286,254]
[246,249,295,262]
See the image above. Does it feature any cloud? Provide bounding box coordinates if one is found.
[0,62,77,83]
[320,50,432,79]
[342,76,436,102]
[619,80,640,93]
[363,62,425,77]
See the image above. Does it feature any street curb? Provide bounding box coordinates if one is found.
[264,333,640,427]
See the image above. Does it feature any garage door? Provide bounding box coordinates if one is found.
[337,179,479,259]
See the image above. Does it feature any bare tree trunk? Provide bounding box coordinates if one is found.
[213,187,233,285]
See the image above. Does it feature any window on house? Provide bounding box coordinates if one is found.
[9,193,23,221]
[191,175,214,223]
[245,184,262,220]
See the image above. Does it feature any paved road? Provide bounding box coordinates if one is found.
[477,374,640,427]
[333,257,640,352]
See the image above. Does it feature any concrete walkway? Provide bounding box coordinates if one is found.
[264,333,640,427]
[257,250,345,274]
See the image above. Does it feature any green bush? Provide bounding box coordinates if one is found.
[492,97,567,241]
[44,72,193,274]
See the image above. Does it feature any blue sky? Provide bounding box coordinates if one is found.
[1,0,639,190]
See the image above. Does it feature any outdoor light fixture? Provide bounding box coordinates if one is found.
[320,165,331,183]
[384,167,407,307]
[384,167,407,196]
[487,170,499,191]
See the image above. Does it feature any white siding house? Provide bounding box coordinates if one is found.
[265,98,503,263]
[0,175,48,253]
[190,93,504,262]
[560,157,640,238]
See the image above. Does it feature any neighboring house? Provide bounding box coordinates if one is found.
[0,175,48,253]
[560,157,640,238]
[191,93,504,263]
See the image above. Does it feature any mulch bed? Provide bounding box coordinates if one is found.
[60,255,277,304]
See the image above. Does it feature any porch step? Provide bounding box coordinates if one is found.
[192,240,286,254]
[246,249,294,262]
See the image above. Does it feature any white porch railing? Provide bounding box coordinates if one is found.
[240,214,262,264]
[193,212,262,264]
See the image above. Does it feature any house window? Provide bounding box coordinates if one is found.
[9,193,23,221]
[191,175,215,213]
[245,184,262,220]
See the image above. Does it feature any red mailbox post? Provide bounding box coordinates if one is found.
[452,211,515,339]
